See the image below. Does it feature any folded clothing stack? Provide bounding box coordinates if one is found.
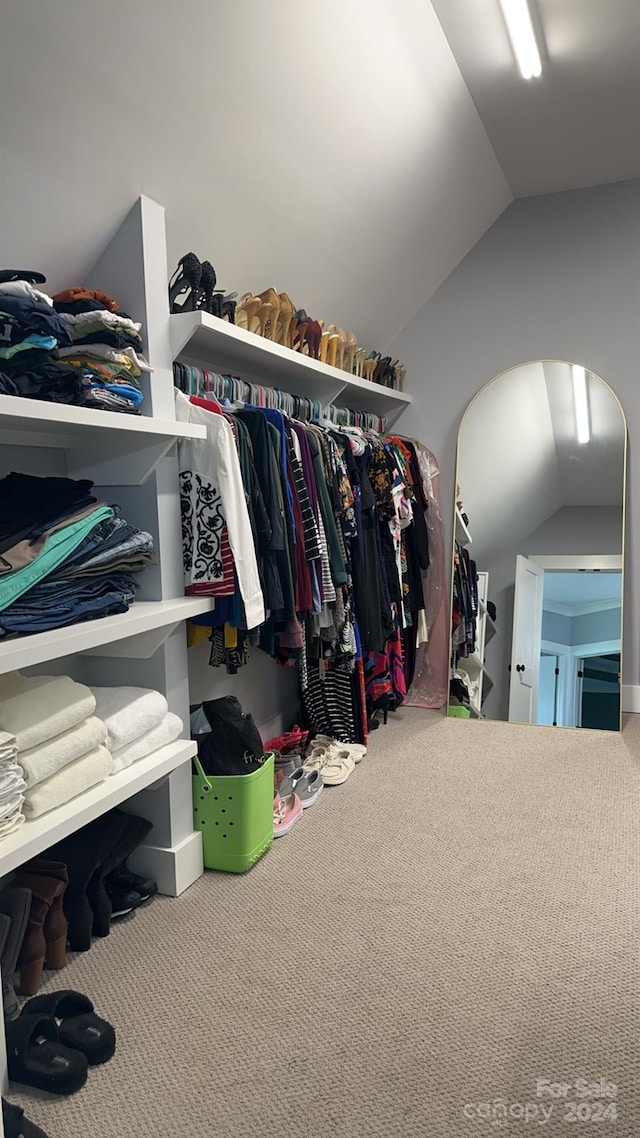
[0,274,81,405]
[0,672,113,820]
[0,472,154,636]
[53,286,151,414]
[91,686,183,774]
[0,729,27,837]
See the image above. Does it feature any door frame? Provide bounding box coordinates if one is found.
[531,555,623,730]
[572,641,622,728]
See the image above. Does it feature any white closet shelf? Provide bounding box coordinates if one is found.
[455,507,473,546]
[0,739,197,876]
[0,394,206,485]
[0,597,215,675]
[170,311,412,426]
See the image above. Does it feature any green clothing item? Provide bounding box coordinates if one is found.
[0,506,114,612]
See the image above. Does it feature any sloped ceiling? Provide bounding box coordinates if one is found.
[457,362,626,564]
[0,0,510,347]
[431,0,640,196]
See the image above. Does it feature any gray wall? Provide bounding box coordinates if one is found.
[542,611,573,644]
[573,608,622,646]
[391,179,639,691]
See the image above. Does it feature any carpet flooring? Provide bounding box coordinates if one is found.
[9,709,640,1138]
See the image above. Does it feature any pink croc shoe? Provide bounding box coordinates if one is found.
[273,791,303,837]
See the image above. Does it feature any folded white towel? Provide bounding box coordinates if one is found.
[23,745,113,819]
[0,811,25,839]
[20,716,108,789]
[0,673,96,752]
[111,712,184,775]
[0,766,27,801]
[90,686,168,751]
[0,729,17,764]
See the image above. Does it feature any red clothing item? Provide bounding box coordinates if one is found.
[52,287,119,312]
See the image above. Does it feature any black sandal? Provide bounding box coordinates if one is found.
[2,1099,49,1138]
[22,991,116,1066]
[6,1015,88,1095]
[168,253,202,314]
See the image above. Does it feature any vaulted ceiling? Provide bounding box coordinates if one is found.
[1,1,638,347]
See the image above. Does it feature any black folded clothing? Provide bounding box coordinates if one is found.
[72,329,142,351]
[0,296,72,345]
[0,361,84,404]
[0,472,94,556]
[54,298,132,320]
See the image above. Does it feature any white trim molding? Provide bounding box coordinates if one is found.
[622,685,640,714]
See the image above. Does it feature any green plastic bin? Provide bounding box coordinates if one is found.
[193,751,274,873]
[447,704,471,719]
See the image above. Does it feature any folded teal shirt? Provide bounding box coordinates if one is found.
[0,505,115,612]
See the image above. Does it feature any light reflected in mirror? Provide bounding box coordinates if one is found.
[449,361,626,731]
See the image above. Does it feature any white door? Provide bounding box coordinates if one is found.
[508,556,545,724]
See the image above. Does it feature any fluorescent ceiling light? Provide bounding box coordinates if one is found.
[499,0,542,79]
[572,364,590,445]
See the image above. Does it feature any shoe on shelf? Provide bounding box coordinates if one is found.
[236,293,262,332]
[2,1097,50,1138]
[168,252,202,314]
[279,768,323,808]
[273,792,303,837]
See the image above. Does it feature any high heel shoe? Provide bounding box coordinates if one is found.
[168,253,202,314]
[343,332,359,374]
[292,310,309,352]
[304,319,322,360]
[354,347,366,378]
[198,260,216,311]
[255,289,281,341]
[236,293,262,332]
[276,292,295,346]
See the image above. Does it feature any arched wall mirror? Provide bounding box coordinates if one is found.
[449,361,627,732]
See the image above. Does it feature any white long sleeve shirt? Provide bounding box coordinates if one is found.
[175,390,265,629]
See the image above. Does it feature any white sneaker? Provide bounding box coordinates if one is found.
[303,744,355,786]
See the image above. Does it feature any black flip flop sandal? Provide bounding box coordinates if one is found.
[6,1015,88,1095]
[23,991,116,1066]
[0,269,46,285]
[2,1098,49,1138]
[168,253,202,314]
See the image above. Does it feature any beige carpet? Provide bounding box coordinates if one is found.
[9,710,640,1138]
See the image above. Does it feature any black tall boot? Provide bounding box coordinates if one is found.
[87,811,152,937]
[46,811,128,952]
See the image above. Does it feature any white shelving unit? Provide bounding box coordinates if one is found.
[462,571,495,716]
[0,197,202,903]
[170,309,412,428]
[455,506,473,546]
[0,193,413,1114]
[0,739,196,878]
[0,394,205,485]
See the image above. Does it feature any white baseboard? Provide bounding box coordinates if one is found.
[622,685,640,714]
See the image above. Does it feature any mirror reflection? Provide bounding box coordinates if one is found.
[449,361,626,731]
